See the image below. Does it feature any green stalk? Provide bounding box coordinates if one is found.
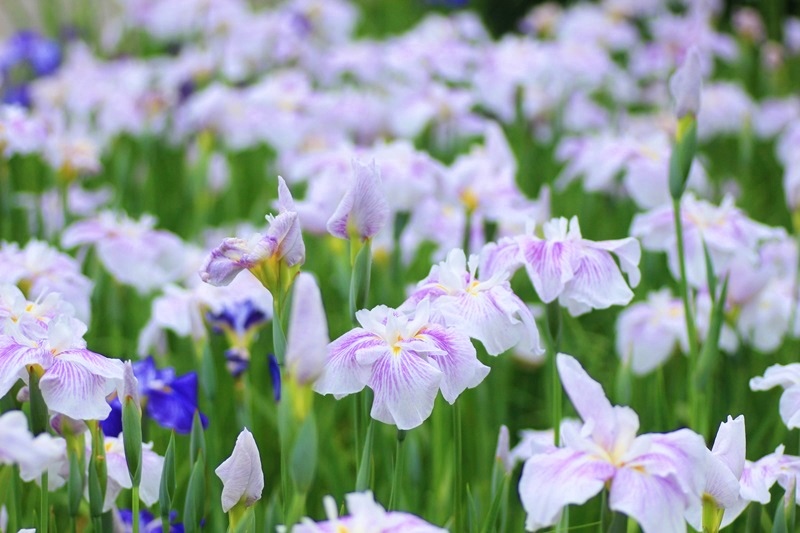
[672,197,700,429]
[453,402,463,533]
[132,486,140,533]
[40,471,49,533]
[389,430,406,510]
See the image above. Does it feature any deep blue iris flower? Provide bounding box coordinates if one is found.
[118,509,184,533]
[206,300,267,336]
[102,357,208,437]
[1,30,61,76]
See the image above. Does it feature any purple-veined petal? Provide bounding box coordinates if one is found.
[367,349,442,430]
[559,247,634,316]
[39,358,119,420]
[313,330,380,398]
[416,324,489,403]
[479,238,522,279]
[519,237,575,303]
[519,448,614,531]
[266,211,305,267]
[199,235,272,286]
[0,341,44,397]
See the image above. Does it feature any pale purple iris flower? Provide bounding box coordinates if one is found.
[750,364,800,429]
[292,491,446,533]
[313,300,488,430]
[62,211,189,294]
[103,435,164,512]
[519,354,706,532]
[0,314,125,421]
[401,248,543,357]
[738,445,800,507]
[200,176,305,287]
[631,194,785,289]
[0,410,65,486]
[669,46,703,118]
[615,289,687,375]
[326,159,389,241]
[487,216,640,316]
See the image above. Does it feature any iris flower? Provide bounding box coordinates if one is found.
[519,354,706,532]
[314,300,488,430]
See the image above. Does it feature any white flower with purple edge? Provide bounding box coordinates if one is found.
[0,314,125,421]
[518,353,706,532]
[487,216,640,316]
[313,300,488,430]
[401,248,543,357]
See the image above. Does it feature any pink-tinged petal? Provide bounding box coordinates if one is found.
[560,247,634,316]
[519,238,575,303]
[313,330,379,398]
[738,458,775,504]
[416,324,489,403]
[0,342,44,397]
[479,238,522,279]
[779,386,800,429]
[609,468,690,533]
[519,449,614,531]
[39,357,121,420]
[556,353,617,446]
[436,290,518,356]
[327,160,390,241]
[286,273,330,385]
[368,350,442,430]
[215,428,264,512]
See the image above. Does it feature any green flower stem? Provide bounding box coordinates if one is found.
[40,471,49,533]
[389,430,406,510]
[132,486,140,533]
[453,402,463,533]
[672,197,700,430]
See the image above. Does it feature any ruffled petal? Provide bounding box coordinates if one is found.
[519,449,614,531]
[416,324,489,403]
[313,330,380,398]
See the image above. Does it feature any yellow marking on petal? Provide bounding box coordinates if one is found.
[460,188,479,212]
[336,525,350,533]
[467,280,481,295]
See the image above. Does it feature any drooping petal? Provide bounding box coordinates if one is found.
[39,357,122,420]
[286,272,330,385]
[313,330,380,398]
[416,324,489,403]
[519,449,614,531]
[779,386,800,429]
[609,467,691,533]
[215,428,264,512]
[368,349,443,430]
[479,238,522,278]
[559,247,634,316]
[138,445,165,507]
[199,235,272,286]
[750,363,800,391]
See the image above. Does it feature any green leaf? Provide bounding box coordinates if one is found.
[479,475,509,533]
[190,411,206,466]
[290,412,318,493]
[355,420,374,492]
[159,433,176,520]
[184,452,206,533]
[694,275,729,390]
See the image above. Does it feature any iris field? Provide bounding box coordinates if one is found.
[2,0,800,532]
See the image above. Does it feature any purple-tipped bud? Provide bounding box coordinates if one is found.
[669,47,703,118]
[326,159,390,241]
